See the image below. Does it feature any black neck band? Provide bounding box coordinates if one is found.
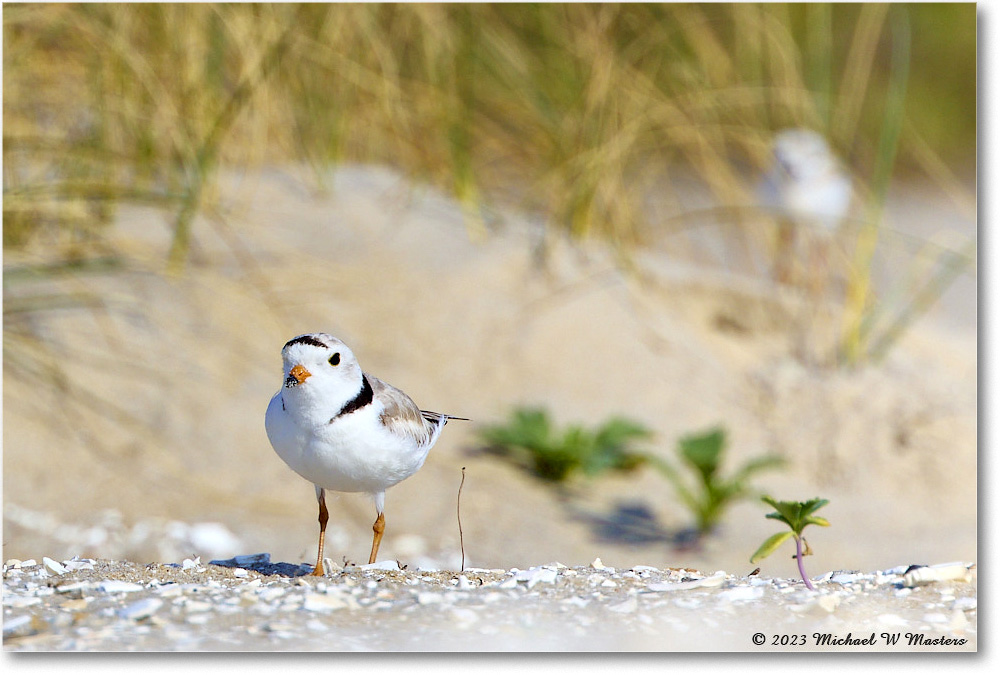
[331,374,374,421]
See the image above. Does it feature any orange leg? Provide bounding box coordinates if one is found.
[773,219,796,284]
[368,512,385,565]
[311,489,329,576]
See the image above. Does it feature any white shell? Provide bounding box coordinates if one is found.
[97,580,145,594]
[42,557,67,575]
[118,597,163,620]
[902,562,973,587]
[646,570,727,591]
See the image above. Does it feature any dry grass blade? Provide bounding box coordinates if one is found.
[865,238,976,363]
[832,3,890,147]
[3,3,975,371]
[841,6,911,365]
[166,4,305,271]
[458,467,467,573]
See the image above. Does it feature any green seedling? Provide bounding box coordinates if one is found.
[650,428,785,538]
[477,407,651,483]
[750,496,830,590]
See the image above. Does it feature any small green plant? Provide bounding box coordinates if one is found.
[649,428,784,537]
[750,496,831,590]
[477,407,651,483]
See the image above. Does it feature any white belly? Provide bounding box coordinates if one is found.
[265,393,430,494]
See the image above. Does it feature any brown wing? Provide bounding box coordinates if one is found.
[367,374,438,447]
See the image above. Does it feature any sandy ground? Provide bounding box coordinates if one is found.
[1,556,978,652]
[2,164,977,651]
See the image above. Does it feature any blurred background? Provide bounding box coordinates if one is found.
[3,4,976,580]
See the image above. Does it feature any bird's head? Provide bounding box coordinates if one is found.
[279,333,364,417]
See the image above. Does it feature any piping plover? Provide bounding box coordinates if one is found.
[763,128,852,285]
[762,129,854,363]
[265,333,466,575]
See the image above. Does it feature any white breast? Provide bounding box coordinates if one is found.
[265,392,433,494]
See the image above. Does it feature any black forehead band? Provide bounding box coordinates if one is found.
[284,335,328,350]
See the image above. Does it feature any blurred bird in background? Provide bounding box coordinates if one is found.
[763,128,853,287]
[760,128,854,363]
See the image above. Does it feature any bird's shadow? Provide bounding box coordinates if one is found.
[209,554,314,577]
[210,501,703,577]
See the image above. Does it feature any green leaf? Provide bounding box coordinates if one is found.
[804,516,831,528]
[799,498,830,518]
[760,495,783,512]
[478,407,552,450]
[587,417,652,474]
[679,427,726,482]
[477,407,653,483]
[531,448,578,482]
[647,455,700,514]
[750,531,795,563]
[594,417,653,448]
[764,510,792,527]
[761,497,803,527]
[760,496,830,534]
[730,455,786,485]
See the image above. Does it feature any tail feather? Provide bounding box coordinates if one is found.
[420,410,470,425]
[420,410,468,448]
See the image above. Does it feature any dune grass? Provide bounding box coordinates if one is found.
[3,3,977,366]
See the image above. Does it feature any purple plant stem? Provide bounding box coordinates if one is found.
[795,535,815,590]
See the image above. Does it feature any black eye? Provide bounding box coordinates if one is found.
[329,353,341,366]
